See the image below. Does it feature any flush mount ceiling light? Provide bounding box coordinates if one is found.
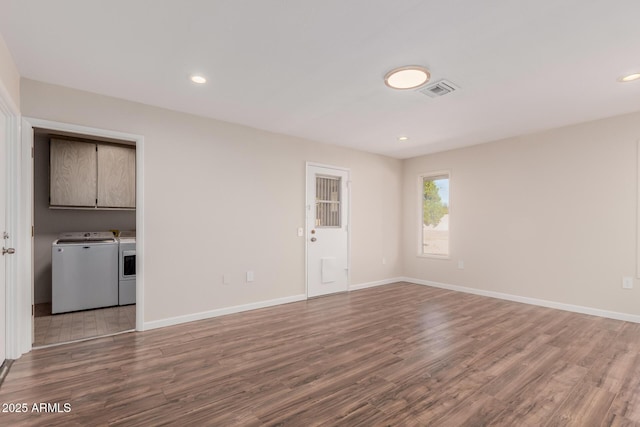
[190,75,207,84]
[618,73,640,82]
[384,66,431,90]
[398,136,409,142]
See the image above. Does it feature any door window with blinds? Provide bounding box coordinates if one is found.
[315,175,342,227]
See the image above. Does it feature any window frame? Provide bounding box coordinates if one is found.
[417,170,451,259]
[315,174,342,228]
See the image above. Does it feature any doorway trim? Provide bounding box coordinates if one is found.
[305,162,351,298]
[0,81,20,359]
[18,117,145,356]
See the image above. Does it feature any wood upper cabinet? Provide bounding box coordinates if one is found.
[50,139,97,207]
[50,139,136,209]
[97,145,136,208]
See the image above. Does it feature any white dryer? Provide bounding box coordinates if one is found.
[118,231,136,305]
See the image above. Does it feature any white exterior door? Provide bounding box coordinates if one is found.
[306,164,349,298]
[0,112,7,363]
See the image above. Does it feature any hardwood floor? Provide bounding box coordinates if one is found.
[34,303,136,347]
[2,282,640,426]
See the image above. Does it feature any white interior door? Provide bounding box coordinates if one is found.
[306,164,349,298]
[0,112,7,363]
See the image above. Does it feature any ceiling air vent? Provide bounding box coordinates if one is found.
[417,80,458,98]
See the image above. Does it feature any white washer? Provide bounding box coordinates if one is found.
[52,232,119,314]
[118,231,136,306]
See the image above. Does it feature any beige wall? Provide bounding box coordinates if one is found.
[0,34,19,108]
[403,112,640,315]
[21,77,640,322]
[21,79,403,323]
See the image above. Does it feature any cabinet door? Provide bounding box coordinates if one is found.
[50,139,97,207]
[97,144,136,208]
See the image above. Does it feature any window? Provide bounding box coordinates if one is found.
[420,172,450,257]
[315,175,341,227]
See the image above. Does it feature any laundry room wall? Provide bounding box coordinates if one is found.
[33,131,136,304]
[21,79,403,325]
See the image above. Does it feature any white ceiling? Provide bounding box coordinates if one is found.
[1,0,640,158]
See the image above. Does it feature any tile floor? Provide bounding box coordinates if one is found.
[34,303,136,347]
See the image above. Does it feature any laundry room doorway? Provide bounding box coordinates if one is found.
[21,118,144,349]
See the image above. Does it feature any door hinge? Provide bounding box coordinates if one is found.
[32,305,34,316]
[31,225,34,237]
[31,146,34,158]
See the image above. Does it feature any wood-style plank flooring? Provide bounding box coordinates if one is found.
[2,282,640,426]
[34,303,136,347]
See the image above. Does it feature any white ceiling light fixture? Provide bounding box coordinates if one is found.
[190,75,207,84]
[384,66,431,90]
[398,136,409,142]
[618,73,640,82]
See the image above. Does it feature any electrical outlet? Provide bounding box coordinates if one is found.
[458,260,465,269]
[382,258,387,265]
[622,276,633,289]
[297,227,304,237]
[247,271,254,282]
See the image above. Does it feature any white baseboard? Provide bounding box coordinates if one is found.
[144,277,405,330]
[144,277,403,331]
[143,294,307,331]
[401,277,640,324]
[144,276,640,331]
[349,277,404,292]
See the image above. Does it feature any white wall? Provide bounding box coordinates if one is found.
[0,34,19,109]
[403,111,640,315]
[21,79,403,323]
[22,76,640,325]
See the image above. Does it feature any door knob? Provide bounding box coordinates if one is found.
[310,237,317,242]
[2,247,15,255]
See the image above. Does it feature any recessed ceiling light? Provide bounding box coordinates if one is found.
[384,66,431,90]
[398,136,409,142]
[190,75,207,84]
[618,73,640,82]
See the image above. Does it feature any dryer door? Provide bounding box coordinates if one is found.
[121,249,136,279]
